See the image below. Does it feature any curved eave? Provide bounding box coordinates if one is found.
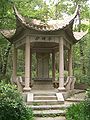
[73,31,88,42]
[0,30,16,42]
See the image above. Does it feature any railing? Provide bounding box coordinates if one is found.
[10,76,76,91]
[53,76,76,90]
[64,76,76,90]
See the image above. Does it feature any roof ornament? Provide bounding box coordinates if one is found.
[77,5,81,32]
[74,5,81,31]
[13,5,26,24]
[74,5,80,16]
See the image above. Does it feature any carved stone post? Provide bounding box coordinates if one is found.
[23,36,31,91]
[58,37,65,91]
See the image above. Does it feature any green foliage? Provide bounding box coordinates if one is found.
[66,103,86,120]
[74,71,89,84]
[86,88,90,98]
[0,82,34,120]
[66,88,90,120]
[0,74,11,83]
[73,33,90,84]
[14,0,50,20]
[83,89,90,120]
[66,101,90,120]
[0,0,15,29]
[0,36,12,76]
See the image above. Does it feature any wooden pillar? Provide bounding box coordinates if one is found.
[58,37,65,91]
[12,45,17,82]
[23,36,31,91]
[52,51,55,81]
[68,45,73,76]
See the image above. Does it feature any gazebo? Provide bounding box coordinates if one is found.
[1,6,87,93]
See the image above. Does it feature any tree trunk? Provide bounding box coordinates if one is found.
[2,43,12,75]
[78,5,86,74]
[79,41,86,74]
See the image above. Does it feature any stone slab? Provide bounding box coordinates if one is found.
[34,109,65,117]
[27,93,33,102]
[56,93,64,102]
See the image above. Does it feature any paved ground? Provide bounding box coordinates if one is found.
[67,92,87,101]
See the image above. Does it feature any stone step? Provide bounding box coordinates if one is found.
[34,93,56,96]
[34,109,66,117]
[27,99,64,105]
[66,99,84,102]
[28,104,69,110]
[34,95,57,100]
[28,101,73,110]
[35,116,66,120]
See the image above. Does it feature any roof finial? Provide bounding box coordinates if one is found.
[77,5,81,32]
[13,5,19,16]
[13,5,25,23]
[74,5,80,17]
[77,5,80,15]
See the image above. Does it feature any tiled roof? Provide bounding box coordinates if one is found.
[0,5,88,43]
[13,5,78,31]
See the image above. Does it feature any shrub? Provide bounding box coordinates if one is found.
[84,100,90,119]
[66,88,90,120]
[0,74,10,83]
[0,82,34,120]
[86,88,90,98]
[66,103,86,120]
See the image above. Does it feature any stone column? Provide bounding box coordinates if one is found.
[23,36,31,91]
[58,37,65,91]
[68,45,73,76]
[12,45,17,82]
[52,51,55,81]
[30,50,32,86]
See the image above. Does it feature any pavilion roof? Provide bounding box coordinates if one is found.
[13,5,77,31]
[0,5,88,43]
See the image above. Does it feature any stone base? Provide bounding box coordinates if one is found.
[56,93,64,102]
[32,80,54,90]
[27,93,33,103]
[58,87,66,92]
[23,87,31,92]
